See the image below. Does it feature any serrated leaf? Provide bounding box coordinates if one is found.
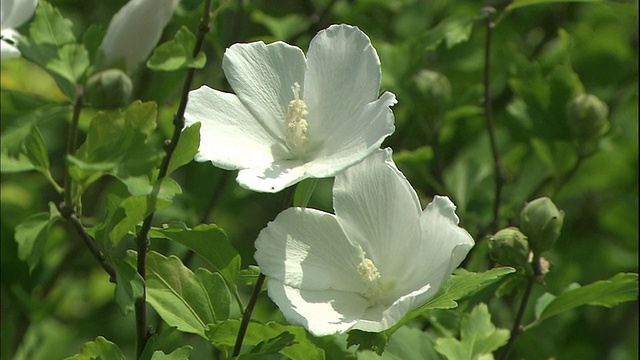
[150,345,193,360]
[68,101,163,194]
[14,203,61,271]
[387,268,515,334]
[29,1,75,46]
[346,330,388,355]
[149,224,240,287]
[207,320,325,360]
[113,258,144,316]
[293,178,318,207]
[64,336,125,360]
[358,326,441,360]
[536,273,638,322]
[167,122,200,175]
[143,251,231,338]
[147,26,206,71]
[46,43,90,84]
[239,331,297,359]
[414,14,476,51]
[434,303,510,360]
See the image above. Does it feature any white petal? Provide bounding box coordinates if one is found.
[255,207,364,292]
[267,279,369,337]
[1,38,20,59]
[1,0,37,29]
[410,196,475,290]
[185,85,287,171]
[306,91,396,177]
[353,283,436,332]
[303,24,384,144]
[333,149,423,281]
[223,41,307,142]
[235,160,306,193]
[99,0,178,72]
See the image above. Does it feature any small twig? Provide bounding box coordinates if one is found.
[232,186,297,356]
[482,7,506,233]
[133,1,213,357]
[499,255,542,360]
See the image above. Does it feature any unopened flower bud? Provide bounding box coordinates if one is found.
[488,227,531,270]
[566,93,609,142]
[413,70,451,119]
[96,0,179,73]
[520,197,564,253]
[85,69,133,109]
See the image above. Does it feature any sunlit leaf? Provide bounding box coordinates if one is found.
[64,336,125,360]
[29,1,75,46]
[239,331,297,359]
[147,26,206,71]
[207,320,325,360]
[434,303,510,360]
[149,223,240,287]
[150,345,193,360]
[357,326,441,360]
[167,122,200,175]
[46,43,90,84]
[143,251,231,338]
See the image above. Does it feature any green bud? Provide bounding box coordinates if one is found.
[488,227,531,270]
[85,69,133,109]
[566,93,609,142]
[413,70,452,119]
[520,197,565,253]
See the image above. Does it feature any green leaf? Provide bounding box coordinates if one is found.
[239,331,297,359]
[149,223,240,287]
[434,303,510,360]
[506,0,604,12]
[92,177,182,246]
[536,273,638,323]
[357,326,441,360]
[414,14,476,51]
[64,336,126,360]
[250,10,308,40]
[387,267,515,333]
[29,1,75,46]
[45,43,90,84]
[147,26,206,71]
[113,258,144,316]
[14,203,61,271]
[23,125,50,173]
[293,178,318,207]
[238,265,262,287]
[207,320,325,360]
[150,346,193,360]
[68,101,163,193]
[346,330,388,355]
[143,251,231,338]
[82,24,105,62]
[167,122,200,175]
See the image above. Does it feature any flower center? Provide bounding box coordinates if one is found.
[284,82,309,155]
[357,257,384,304]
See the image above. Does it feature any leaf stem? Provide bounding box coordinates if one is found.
[133,1,212,357]
[482,7,506,233]
[232,186,297,356]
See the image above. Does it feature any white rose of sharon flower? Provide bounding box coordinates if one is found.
[185,24,397,193]
[1,0,38,59]
[254,148,475,336]
[97,0,178,73]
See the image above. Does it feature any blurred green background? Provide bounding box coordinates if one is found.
[1,0,637,359]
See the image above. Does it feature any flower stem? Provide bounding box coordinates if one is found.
[232,186,297,356]
[133,1,212,357]
[59,86,116,281]
[482,7,505,233]
[499,254,543,360]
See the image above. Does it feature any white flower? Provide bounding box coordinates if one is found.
[185,24,396,193]
[254,149,475,336]
[98,0,178,73]
[1,0,38,59]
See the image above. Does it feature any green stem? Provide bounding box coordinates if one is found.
[134,1,213,357]
[232,186,297,357]
[482,7,505,233]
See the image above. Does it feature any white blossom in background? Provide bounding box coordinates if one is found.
[185,24,396,193]
[97,0,179,73]
[1,0,38,59]
[254,149,475,336]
